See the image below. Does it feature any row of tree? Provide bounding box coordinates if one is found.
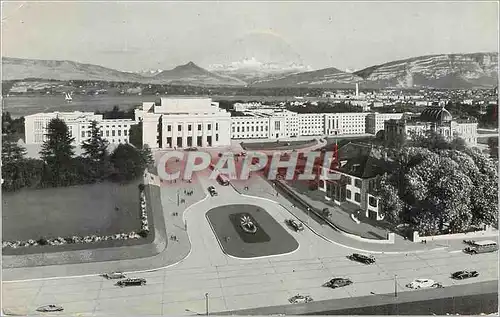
[377,131,498,235]
[2,118,153,192]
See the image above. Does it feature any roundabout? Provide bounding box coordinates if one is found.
[205,204,299,258]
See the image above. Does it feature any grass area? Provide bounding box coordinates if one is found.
[241,139,316,151]
[2,181,142,242]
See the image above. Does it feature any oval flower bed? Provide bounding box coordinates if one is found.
[2,185,151,249]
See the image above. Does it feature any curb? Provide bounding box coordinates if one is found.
[236,192,447,255]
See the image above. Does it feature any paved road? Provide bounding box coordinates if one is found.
[219,280,499,315]
[2,172,498,315]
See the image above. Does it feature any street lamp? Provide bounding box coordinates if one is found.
[394,274,398,297]
[205,293,209,316]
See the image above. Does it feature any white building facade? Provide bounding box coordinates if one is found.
[24,111,134,145]
[366,112,406,135]
[136,97,232,149]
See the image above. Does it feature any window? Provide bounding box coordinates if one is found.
[216,134,219,142]
[112,131,115,137]
[354,193,361,203]
[275,121,280,130]
[345,176,352,185]
[106,131,109,137]
[167,125,172,132]
[216,123,219,130]
[354,179,362,188]
[208,124,211,131]
[124,130,127,136]
[81,131,85,137]
[346,189,351,199]
[178,125,182,132]
[188,124,192,131]
[118,130,121,136]
[369,196,377,208]
[198,124,202,131]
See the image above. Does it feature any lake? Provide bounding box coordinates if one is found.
[2,95,322,118]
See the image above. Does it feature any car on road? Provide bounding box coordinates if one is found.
[116,278,146,287]
[347,253,376,264]
[184,147,198,151]
[288,294,313,304]
[323,278,353,289]
[208,186,218,196]
[406,278,443,289]
[36,305,63,312]
[451,270,479,280]
[286,219,304,232]
[102,272,126,279]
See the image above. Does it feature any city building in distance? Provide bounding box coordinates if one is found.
[24,97,479,149]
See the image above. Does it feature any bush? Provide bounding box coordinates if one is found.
[37,237,48,245]
[138,183,145,191]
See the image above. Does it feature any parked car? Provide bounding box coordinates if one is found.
[116,278,146,287]
[208,186,218,196]
[451,270,479,280]
[323,278,353,289]
[102,272,126,279]
[406,278,443,289]
[184,147,198,151]
[36,305,63,312]
[288,294,313,304]
[286,219,304,232]
[347,253,376,264]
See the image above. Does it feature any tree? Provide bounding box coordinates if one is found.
[140,144,154,168]
[487,137,498,159]
[2,135,26,165]
[39,118,75,186]
[379,143,498,235]
[129,121,143,148]
[81,120,111,180]
[82,121,109,162]
[110,144,147,182]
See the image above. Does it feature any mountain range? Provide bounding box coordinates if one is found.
[2,52,498,89]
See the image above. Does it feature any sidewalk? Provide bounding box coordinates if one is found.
[285,180,389,240]
[230,176,466,254]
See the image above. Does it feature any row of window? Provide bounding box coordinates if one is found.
[232,126,268,133]
[232,134,269,139]
[164,135,219,147]
[233,121,268,125]
[166,123,218,132]
[81,130,128,138]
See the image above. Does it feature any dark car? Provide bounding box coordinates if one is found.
[286,219,304,232]
[347,253,376,264]
[184,147,198,151]
[451,270,479,280]
[323,278,353,289]
[208,186,217,196]
[116,278,146,287]
[36,305,63,312]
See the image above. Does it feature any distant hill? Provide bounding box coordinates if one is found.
[250,52,498,89]
[1,57,146,82]
[3,53,498,89]
[353,53,498,89]
[152,62,246,86]
[251,67,362,88]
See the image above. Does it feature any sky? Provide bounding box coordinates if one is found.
[2,1,499,72]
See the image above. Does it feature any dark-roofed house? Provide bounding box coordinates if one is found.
[384,106,478,146]
[318,142,394,220]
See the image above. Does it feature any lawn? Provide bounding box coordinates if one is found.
[2,181,142,242]
[241,139,317,151]
[206,204,298,258]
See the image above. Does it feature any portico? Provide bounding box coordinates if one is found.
[136,97,232,149]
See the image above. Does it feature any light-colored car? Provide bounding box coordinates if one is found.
[406,278,443,289]
[288,294,313,304]
[36,305,64,312]
[102,272,126,279]
[286,219,304,232]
